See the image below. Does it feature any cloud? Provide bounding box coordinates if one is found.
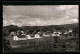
[3,5,78,26]
[56,5,73,11]
[3,20,8,26]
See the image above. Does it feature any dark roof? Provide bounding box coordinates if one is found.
[17,35,26,38]
[30,35,35,37]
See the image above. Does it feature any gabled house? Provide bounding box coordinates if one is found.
[13,35,18,40]
[26,35,32,39]
[52,30,62,36]
[35,34,41,38]
[42,33,50,37]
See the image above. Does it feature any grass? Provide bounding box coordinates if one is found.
[4,35,79,52]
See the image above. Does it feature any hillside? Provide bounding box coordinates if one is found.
[3,23,79,36]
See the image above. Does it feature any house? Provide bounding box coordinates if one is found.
[26,35,32,39]
[52,33,60,36]
[52,31,61,37]
[52,33,56,36]
[10,32,16,37]
[13,35,18,40]
[35,34,41,38]
[64,32,69,34]
[43,33,50,37]
[63,29,69,35]
[58,32,62,34]
[68,29,72,33]
[21,31,24,34]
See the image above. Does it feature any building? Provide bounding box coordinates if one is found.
[26,35,32,39]
[35,34,41,38]
[10,32,16,37]
[13,35,18,40]
[7,29,79,52]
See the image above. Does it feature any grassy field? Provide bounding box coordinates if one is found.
[3,35,79,53]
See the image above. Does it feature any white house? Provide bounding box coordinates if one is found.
[52,31,60,36]
[64,32,68,34]
[56,34,60,36]
[52,33,56,36]
[35,34,41,38]
[69,29,72,33]
[38,32,40,34]
[13,35,19,40]
[54,32,57,33]
[21,34,26,36]
[43,33,50,37]
[52,33,60,36]
[58,32,62,34]
[21,31,24,34]
[26,35,32,39]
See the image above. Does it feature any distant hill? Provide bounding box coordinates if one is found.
[3,23,79,32]
[3,23,79,36]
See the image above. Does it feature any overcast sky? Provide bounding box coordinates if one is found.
[3,5,78,27]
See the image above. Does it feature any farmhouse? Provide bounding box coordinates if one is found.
[52,31,61,36]
[13,35,18,40]
[35,34,41,38]
[68,29,72,33]
[42,33,50,37]
[26,35,32,39]
[10,32,16,37]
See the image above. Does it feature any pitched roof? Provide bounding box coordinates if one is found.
[17,35,26,38]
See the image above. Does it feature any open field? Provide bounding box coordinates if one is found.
[4,35,79,52]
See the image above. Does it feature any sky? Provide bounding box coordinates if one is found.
[3,5,78,27]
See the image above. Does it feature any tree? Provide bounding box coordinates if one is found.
[3,28,9,37]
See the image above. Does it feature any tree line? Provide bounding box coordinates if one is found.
[3,23,79,37]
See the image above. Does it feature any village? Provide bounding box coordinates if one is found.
[3,5,79,52]
[3,27,79,52]
[8,28,73,40]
